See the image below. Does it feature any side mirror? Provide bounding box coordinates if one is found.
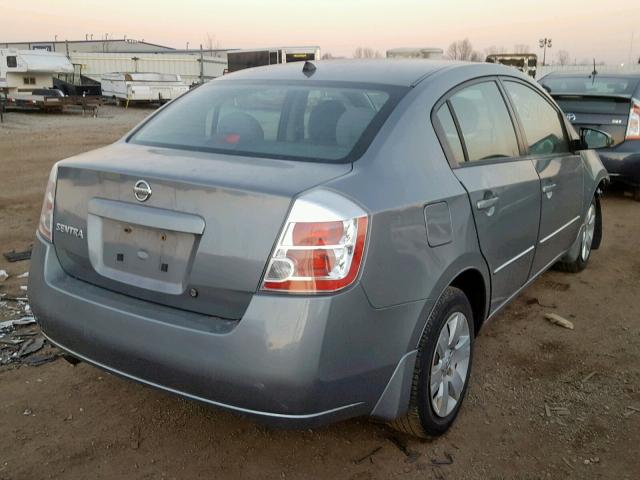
[579,127,614,150]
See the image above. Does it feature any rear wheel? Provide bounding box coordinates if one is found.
[390,287,474,438]
[557,197,598,273]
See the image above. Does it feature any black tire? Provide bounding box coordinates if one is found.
[390,287,474,438]
[556,196,599,273]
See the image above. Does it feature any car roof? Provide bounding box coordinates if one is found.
[215,59,479,87]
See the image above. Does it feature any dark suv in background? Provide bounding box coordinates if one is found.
[540,73,640,200]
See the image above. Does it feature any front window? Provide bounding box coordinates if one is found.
[504,81,569,155]
[129,80,406,163]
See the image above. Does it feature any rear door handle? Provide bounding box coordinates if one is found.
[542,183,557,194]
[476,196,499,211]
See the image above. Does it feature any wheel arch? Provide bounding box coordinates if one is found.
[411,259,491,349]
[449,268,489,335]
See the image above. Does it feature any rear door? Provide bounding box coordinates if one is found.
[436,79,542,313]
[502,79,584,274]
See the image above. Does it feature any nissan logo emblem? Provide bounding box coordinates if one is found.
[134,180,152,202]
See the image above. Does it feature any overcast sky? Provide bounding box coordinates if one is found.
[1,0,639,64]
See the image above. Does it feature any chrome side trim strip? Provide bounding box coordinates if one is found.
[539,215,581,244]
[41,331,364,420]
[487,249,567,322]
[493,246,535,274]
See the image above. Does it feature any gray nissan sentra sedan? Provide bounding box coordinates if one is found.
[29,60,608,438]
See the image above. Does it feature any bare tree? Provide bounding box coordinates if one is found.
[353,47,382,59]
[513,44,530,54]
[204,33,220,55]
[557,50,570,66]
[485,45,506,56]
[446,39,482,62]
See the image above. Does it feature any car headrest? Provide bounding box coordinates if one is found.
[336,107,376,148]
[217,111,264,146]
[308,100,346,145]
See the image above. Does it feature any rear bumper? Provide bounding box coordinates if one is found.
[598,141,640,186]
[28,234,427,427]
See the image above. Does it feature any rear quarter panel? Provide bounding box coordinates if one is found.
[319,66,498,344]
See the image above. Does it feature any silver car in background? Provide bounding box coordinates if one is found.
[29,60,608,438]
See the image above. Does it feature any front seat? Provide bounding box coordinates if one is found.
[216,111,265,146]
[308,100,346,145]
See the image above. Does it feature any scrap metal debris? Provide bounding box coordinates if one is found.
[431,452,454,465]
[0,316,36,331]
[0,310,56,367]
[386,435,420,463]
[3,248,32,263]
[544,313,574,330]
[25,353,59,367]
[353,446,383,465]
[0,269,8,282]
[581,371,597,384]
[16,337,44,358]
[545,403,570,417]
[624,406,640,418]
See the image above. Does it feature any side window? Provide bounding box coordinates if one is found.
[503,81,569,155]
[435,103,465,164]
[449,81,520,162]
[6,56,17,68]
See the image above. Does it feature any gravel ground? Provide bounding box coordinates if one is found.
[0,107,638,480]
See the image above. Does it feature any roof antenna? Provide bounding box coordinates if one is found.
[302,61,316,77]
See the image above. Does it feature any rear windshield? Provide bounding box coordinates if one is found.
[542,76,640,96]
[129,80,406,163]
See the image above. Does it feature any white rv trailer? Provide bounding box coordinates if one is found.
[100,72,189,103]
[0,48,73,109]
[386,48,444,60]
[226,46,321,73]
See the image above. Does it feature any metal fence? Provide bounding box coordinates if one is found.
[538,64,640,77]
[69,52,228,84]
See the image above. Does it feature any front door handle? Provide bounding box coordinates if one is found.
[542,182,557,199]
[476,196,499,211]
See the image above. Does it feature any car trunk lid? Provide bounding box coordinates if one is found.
[52,142,352,320]
[553,94,632,146]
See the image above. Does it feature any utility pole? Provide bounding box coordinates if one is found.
[199,44,204,84]
[539,38,552,66]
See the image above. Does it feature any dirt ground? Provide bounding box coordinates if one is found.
[0,107,638,480]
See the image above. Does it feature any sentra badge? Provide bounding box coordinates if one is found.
[56,222,84,239]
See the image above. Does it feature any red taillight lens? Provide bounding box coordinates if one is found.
[262,217,368,293]
[292,221,344,246]
[626,99,640,140]
[262,204,368,294]
[38,166,57,242]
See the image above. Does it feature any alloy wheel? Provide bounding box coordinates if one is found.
[581,204,596,262]
[430,312,471,418]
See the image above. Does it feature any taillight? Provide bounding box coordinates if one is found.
[261,190,369,293]
[626,98,640,140]
[38,165,58,242]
